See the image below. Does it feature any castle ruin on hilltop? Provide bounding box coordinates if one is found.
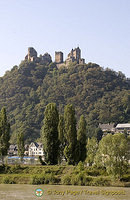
[25,47,85,67]
[25,47,52,64]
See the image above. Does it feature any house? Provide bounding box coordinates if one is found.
[29,142,44,156]
[116,123,130,134]
[99,123,115,135]
[8,145,18,156]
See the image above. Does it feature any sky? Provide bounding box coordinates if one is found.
[0,0,130,77]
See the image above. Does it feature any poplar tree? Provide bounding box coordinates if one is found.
[58,115,65,163]
[42,103,59,165]
[17,132,25,162]
[64,104,77,165]
[86,137,98,166]
[77,115,87,162]
[0,107,10,163]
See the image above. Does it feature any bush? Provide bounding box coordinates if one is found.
[44,173,58,184]
[30,175,44,185]
[91,177,110,186]
[86,169,100,176]
[2,176,16,184]
[31,173,59,185]
[9,164,22,173]
[62,175,71,185]
[71,173,93,186]
[120,174,130,182]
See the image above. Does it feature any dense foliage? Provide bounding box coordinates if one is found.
[0,60,129,143]
[41,103,59,165]
[0,107,10,160]
[17,132,25,161]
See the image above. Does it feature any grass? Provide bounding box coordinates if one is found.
[0,164,129,186]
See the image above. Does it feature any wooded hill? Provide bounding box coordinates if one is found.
[0,59,130,143]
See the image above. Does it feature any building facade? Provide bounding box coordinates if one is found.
[28,142,44,156]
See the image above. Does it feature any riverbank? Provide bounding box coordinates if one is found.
[0,164,130,187]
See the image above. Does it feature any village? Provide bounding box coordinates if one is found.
[8,123,130,159]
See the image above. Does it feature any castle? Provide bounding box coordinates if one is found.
[25,47,85,67]
[25,47,52,64]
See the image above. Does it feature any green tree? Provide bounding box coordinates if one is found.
[0,107,10,163]
[42,103,59,165]
[95,133,128,178]
[64,104,77,165]
[95,127,103,142]
[58,115,65,163]
[77,115,87,162]
[86,137,98,166]
[17,132,25,162]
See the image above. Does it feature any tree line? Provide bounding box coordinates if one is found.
[0,105,129,178]
[41,103,129,178]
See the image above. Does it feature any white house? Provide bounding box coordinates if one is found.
[116,123,130,134]
[29,142,44,156]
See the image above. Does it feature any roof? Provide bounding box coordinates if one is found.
[29,142,43,148]
[99,123,115,131]
[116,124,130,128]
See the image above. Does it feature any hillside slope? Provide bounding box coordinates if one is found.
[0,60,129,143]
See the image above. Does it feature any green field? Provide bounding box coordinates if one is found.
[0,184,130,200]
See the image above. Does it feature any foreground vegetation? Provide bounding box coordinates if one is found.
[0,164,130,187]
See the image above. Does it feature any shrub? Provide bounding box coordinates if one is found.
[30,175,44,185]
[120,174,130,182]
[91,177,110,186]
[31,173,58,185]
[62,175,71,185]
[83,176,93,186]
[44,173,58,184]
[2,176,16,184]
[71,173,93,186]
[9,164,22,173]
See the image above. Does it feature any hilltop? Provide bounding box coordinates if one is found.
[0,47,130,143]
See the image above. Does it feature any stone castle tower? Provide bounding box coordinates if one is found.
[66,47,85,65]
[55,51,63,64]
[27,47,37,61]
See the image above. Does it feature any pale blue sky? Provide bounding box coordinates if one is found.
[0,0,130,77]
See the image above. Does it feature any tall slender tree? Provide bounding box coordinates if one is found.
[64,104,77,165]
[42,103,59,165]
[58,115,65,163]
[0,107,10,163]
[17,132,25,162]
[86,137,98,166]
[77,115,87,162]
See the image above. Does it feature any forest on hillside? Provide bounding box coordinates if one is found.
[0,60,130,143]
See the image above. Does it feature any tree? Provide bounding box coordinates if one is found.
[95,133,128,178]
[17,132,25,162]
[58,115,65,164]
[41,103,59,165]
[77,115,87,162]
[86,137,98,166]
[64,104,77,165]
[95,127,103,142]
[0,107,10,163]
